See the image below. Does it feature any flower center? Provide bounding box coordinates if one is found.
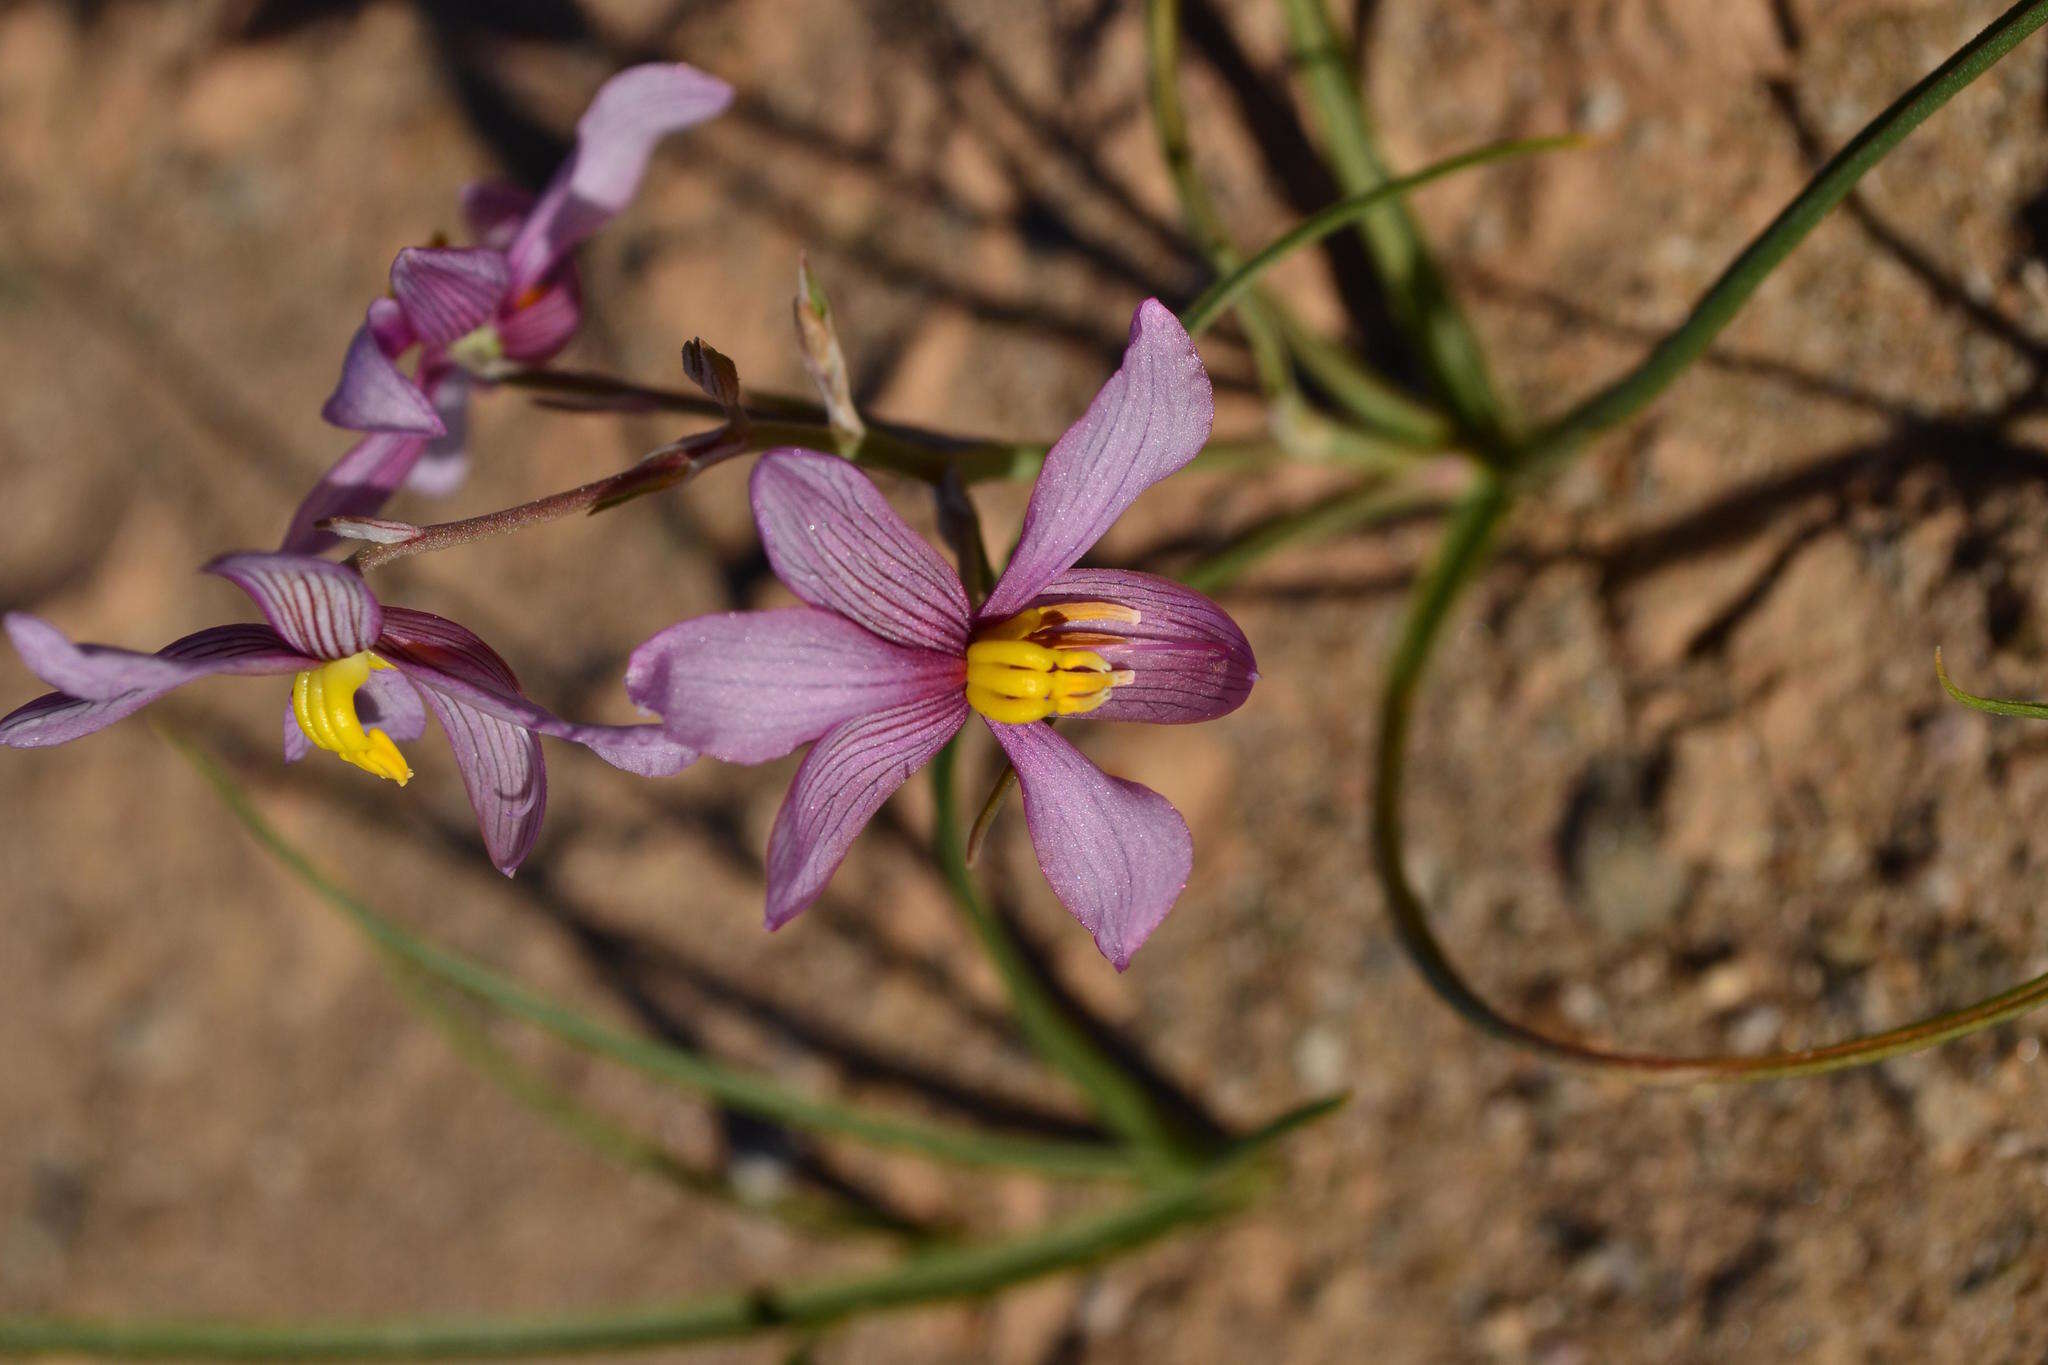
[448,323,506,376]
[290,652,412,786]
[963,602,1139,726]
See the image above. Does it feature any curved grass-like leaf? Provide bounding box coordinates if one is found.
[1277,0,1508,444]
[1516,0,2048,476]
[1178,137,1580,341]
[164,731,1141,1180]
[1370,479,2048,1081]
[0,1174,1238,1360]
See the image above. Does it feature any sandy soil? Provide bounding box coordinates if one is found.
[5,1,2048,1360]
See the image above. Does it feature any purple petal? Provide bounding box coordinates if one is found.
[1026,569,1256,725]
[417,686,548,876]
[987,719,1192,970]
[282,666,425,763]
[377,607,694,777]
[389,247,510,349]
[496,274,582,364]
[764,690,967,928]
[626,607,963,764]
[366,296,415,355]
[505,63,734,290]
[461,180,537,249]
[321,315,445,435]
[2,619,307,749]
[278,431,429,556]
[750,449,971,654]
[206,553,383,660]
[283,706,310,763]
[980,300,1214,619]
[407,370,472,496]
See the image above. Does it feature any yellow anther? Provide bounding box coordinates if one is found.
[966,660,1054,700]
[289,652,413,786]
[1052,668,1135,716]
[963,615,1136,725]
[975,602,1140,642]
[964,639,1061,672]
[1048,668,1119,699]
[966,685,1055,725]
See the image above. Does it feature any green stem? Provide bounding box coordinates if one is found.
[1143,0,1297,403]
[1515,0,2048,478]
[381,963,912,1240]
[507,370,1308,483]
[0,1178,1241,1360]
[503,370,1044,486]
[1178,135,1578,340]
[1175,470,1455,594]
[1935,648,2048,718]
[1270,308,1454,448]
[0,1083,1338,1362]
[934,470,996,606]
[1369,480,2048,1080]
[1277,0,1509,445]
[168,733,1140,1180]
[964,764,1020,866]
[931,744,1212,1171]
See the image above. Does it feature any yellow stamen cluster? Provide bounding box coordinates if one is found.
[290,653,412,785]
[964,602,1140,725]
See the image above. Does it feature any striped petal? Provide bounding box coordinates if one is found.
[418,686,547,876]
[763,689,967,929]
[750,449,971,654]
[627,607,963,764]
[2,619,308,749]
[389,246,510,350]
[980,300,1213,619]
[496,274,582,364]
[986,719,1192,970]
[505,62,734,290]
[377,607,693,777]
[1025,569,1256,725]
[205,553,383,660]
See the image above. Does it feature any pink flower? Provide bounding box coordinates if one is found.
[283,63,733,554]
[1,554,693,874]
[627,301,1256,968]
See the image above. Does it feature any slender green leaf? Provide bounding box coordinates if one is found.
[1270,308,1454,448]
[1143,0,1296,402]
[1516,0,2048,476]
[0,1081,1340,1360]
[1936,647,2048,719]
[166,733,1140,1179]
[383,963,914,1239]
[0,1181,1232,1360]
[1174,471,1456,593]
[1179,136,1579,340]
[1278,0,1509,443]
[931,744,1214,1170]
[1369,480,2048,1080]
